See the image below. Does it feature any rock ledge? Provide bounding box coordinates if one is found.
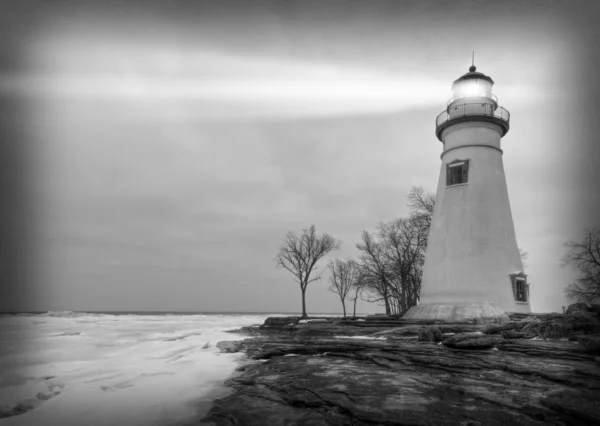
[203,311,600,426]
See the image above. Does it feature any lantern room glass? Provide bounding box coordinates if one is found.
[449,79,495,105]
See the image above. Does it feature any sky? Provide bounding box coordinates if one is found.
[1,0,599,314]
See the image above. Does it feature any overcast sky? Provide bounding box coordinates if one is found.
[1,0,599,313]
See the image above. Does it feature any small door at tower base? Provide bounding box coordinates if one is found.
[510,272,529,303]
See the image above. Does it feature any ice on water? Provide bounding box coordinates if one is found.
[0,312,269,425]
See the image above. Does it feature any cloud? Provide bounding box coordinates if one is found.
[1,35,548,120]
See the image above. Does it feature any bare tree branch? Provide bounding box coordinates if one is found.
[562,228,600,303]
[519,247,528,270]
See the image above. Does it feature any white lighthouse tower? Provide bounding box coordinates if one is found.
[404,64,531,322]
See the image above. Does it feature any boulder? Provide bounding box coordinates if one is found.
[566,302,600,314]
[216,341,246,353]
[576,334,600,352]
[418,326,443,342]
[501,330,530,339]
[519,317,545,333]
[482,323,518,334]
[568,310,599,321]
[438,324,484,333]
[262,317,300,327]
[442,333,503,349]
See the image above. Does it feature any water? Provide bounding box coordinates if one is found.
[0,312,275,425]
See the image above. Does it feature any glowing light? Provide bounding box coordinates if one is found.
[458,80,488,98]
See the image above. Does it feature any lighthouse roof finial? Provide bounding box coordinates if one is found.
[469,51,476,72]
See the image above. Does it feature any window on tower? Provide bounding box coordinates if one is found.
[510,272,529,303]
[515,278,527,302]
[446,159,469,186]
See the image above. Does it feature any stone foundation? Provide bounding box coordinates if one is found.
[402,302,510,323]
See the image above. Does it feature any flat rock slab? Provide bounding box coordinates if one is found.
[205,319,600,426]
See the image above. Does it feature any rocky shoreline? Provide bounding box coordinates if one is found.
[202,306,600,426]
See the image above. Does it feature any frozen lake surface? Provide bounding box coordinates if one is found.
[0,312,270,425]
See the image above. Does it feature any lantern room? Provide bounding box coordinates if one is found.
[435,65,510,141]
[448,65,497,107]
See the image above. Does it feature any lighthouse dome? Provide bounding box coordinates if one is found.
[453,65,495,85]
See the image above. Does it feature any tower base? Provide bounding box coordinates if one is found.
[402,302,510,324]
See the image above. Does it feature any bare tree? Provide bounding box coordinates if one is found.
[356,187,434,316]
[379,215,428,314]
[327,259,358,318]
[276,225,341,317]
[562,228,600,303]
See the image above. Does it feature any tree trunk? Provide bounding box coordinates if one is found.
[382,279,391,315]
[342,300,347,318]
[353,297,357,318]
[301,286,307,318]
[401,277,407,314]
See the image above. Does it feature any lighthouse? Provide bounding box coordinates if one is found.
[403,64,531,322]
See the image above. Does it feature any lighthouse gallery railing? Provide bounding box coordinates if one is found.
[435,103,510,128]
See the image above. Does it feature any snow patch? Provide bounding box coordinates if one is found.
[333,335,387,340]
